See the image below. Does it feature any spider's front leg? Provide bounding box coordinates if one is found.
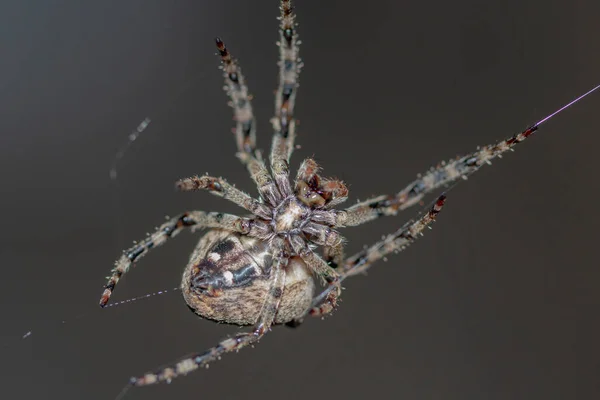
[129,244,289,387]
[269,0,302,196]
[99,211,264,307]
[215,38,282,206]
[339,126,540,226]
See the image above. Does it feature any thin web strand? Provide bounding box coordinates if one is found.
[534,84,600,127]
[12,287,179,343]
[109,118,152,180]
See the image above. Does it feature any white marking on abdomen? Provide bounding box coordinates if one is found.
[208,252,221,262]
[223,270,234,285]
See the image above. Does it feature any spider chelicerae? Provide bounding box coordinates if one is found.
[99,0,599,390]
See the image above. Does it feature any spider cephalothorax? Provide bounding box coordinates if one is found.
[98,0,598,390]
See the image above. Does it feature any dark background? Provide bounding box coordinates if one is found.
[1,1,599,399]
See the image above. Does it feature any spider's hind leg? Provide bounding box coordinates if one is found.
[289,234,342,319]
[340,195,446,278]
[129,247,289,386]
[303,195,447,319]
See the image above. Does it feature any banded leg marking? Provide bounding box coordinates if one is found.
[270,0,302,197]
[339,125,538,227]
[309,195,447,316]
[215,37,282,206]
[100,211,254,307]
[129,255,288,387]
[176,175,271,219]
[289,235,341,317]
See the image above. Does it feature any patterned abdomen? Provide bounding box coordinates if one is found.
[182,230,316,325]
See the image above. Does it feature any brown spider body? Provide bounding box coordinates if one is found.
[97,0,598,391]
[182,229,315,325]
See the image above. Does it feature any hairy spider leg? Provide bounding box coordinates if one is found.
[304,195,446,319]
[215,37,257,158]
[128,243,288,387]
[339,84,600,226]
[215,38,282,207]
[323,240,346,269]
[270,0,302,197]
[289,234,342,315]
[176,175,272,220]
[338,128,539,226]
[300,85,600,318]
[99,211,255,307]
[301,220,346,269]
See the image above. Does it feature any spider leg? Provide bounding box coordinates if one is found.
[99,211,264,307]
[176,175,271,219]
[215,38,282,206]
[340,195,446,276]
[338,125,539,226]
[129,246,288,387]
[308,195,446,317]
[215,37,257,161]
[301,222,345,268]
[289,234,341,317]
[323,241,345,270]
[270,0,302,197]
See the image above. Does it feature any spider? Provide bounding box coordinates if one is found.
[99,0,599,390]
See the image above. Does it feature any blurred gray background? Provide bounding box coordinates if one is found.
[1,1,599,399]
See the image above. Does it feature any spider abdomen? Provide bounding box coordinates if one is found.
[181,229,315,325]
